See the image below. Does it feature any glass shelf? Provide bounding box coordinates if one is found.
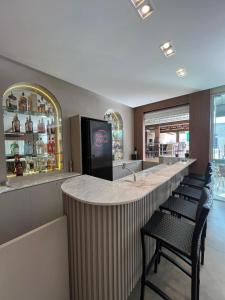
[2,106,56,118]
[2,83,63,177]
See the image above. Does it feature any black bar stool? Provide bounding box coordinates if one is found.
[181,174,211,190]
[186,162,212,182]
[159,188,211,265]
[172,185,203,201]
[140,203,210,300]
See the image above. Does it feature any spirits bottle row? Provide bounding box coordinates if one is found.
[9,137,56,157]
[11,113,56,134]
[6,92,54,114]
[12,154,57,176]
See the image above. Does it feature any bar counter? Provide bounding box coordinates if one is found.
[62,159,196,300]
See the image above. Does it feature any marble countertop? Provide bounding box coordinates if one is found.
[61,159,196,206]
[0,172,80,195]
[113,160,142,167]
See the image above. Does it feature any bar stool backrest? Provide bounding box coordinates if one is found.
[195,187,209,221]
[191,204,210,259]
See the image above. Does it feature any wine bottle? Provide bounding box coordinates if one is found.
[18,92,28,111]
[51,137,55,154]
[47,120,51,135]
[7,92,17,110]
[47,137,52,154]
[25,117,29,133]
[15,155,23,176]
[12,114,20,132]
[51,119,55,134]
[28,116,33,133]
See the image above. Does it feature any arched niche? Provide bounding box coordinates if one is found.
[2,82,63,177]
[104,109,124,160]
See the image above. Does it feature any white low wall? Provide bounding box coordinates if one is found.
[0,217,70,300]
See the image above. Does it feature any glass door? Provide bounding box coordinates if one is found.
[212,93,225,200]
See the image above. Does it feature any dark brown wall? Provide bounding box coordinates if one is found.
[134,90,211,174]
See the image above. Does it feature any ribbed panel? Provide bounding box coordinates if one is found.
[64,169,188,300]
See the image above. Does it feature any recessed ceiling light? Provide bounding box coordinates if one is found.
[176,68,187,78]
[138,3,154,20]
[160,42,171,51]
[164,47,176,57]
[131,0,145,8]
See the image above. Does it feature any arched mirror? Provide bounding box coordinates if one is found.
[104,109,124,160]
[2,82,63,177]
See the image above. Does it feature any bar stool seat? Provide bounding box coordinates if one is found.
[173,185,202,201]
[142,211,193,257]
[182,177,206,189]
[160,196,197,221]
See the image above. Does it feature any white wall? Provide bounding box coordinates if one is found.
[0,55,134,182]
[0,217,70,300]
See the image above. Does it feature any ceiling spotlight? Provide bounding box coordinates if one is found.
[164,47,176,57]
[160,41,176,57]
[131,0,145,8]
[176,68,187,78]
[138,3,154,20]
[160,42,171,51]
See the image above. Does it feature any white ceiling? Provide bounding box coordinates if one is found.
[1,0,225,107]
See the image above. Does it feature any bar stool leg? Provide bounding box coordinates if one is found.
[201,222,207,265]
[191,258,198,300]
[197,258,200,300]
[154,240,160,273]
[140,231,146,300]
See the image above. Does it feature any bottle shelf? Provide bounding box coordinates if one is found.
[3,107,56,118]
[4,132,56,139]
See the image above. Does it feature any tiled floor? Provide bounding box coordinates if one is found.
[129,200,225,300]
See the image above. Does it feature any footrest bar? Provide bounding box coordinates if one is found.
[145,280,173,300]
[161,252,191,278]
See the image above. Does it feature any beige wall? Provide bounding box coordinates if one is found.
[0,55,134,181]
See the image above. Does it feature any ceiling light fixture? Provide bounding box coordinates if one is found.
[176,68,187,78]
[160,41,171,51]
[138,3,154,20]
[131,0,145,8]
[164,47,176,57]
[160,41,176,57]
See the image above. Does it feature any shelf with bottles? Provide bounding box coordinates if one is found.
[2,83,63,177]
[2,106,56,118]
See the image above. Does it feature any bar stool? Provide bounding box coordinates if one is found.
[159,188,211,265]
[181,174,211,190]
[140,203,210,300]
[186,162,212,182]
[172,185,203,201]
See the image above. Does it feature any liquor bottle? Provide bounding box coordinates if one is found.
[51,137,55,154]
[24,140,28,156]
[41,118,45,133]
[51,119,55,134]
[47,120,51,135]
[18,92,28,111]
[37,99,42,113]
[15,155,23,176]
[25,117,29,133]
[10,141,19,156]
[36,138,44,155]
[28,116,33,133]
[40,97,46,113]
[12,113,20,132]
[47,137,52,154]
[7,92,17,110]
[28,141,33,155]
[37,120,41,133]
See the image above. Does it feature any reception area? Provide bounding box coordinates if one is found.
[0,1,225,300]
